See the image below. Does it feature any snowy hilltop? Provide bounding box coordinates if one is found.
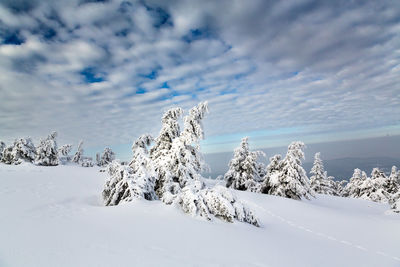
[1,102,400,266]
[1,163,400,267]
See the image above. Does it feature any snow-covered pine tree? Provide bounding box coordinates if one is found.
[1,145,15,164]
[362,168,390,202]
[35,131,59,166]
[389,192,400,213]
[265,141,314,200]
[334,179,347,197]
[72,140,84,164]
[224,137,265,192]
[309,152,337,195]
[344,167,392,203]
[0,141,5,159]
[258,154,282,194]
[97,147,115,166]
[2,137,36,164]
[58,144,72,157]
[155,102,209,203]
[388,166,400,194]
[102,160,134,206]
[150,107,183,199]
[102,102,259,226]
[342,168,364,197]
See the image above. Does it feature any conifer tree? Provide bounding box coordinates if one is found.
[35,131,59,166]
[102,102,259,226]
[309,152,337,195]
[224,137,265,192]
[72,140,84,164]
[264,141,314,200]
[0,141,5,159]
[97,147,115,166]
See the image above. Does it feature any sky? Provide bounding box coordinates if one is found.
[1,0,400,159]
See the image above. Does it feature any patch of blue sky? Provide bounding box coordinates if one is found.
[1,30,25,45]
[182,28,213,43]
[80,67,105,83]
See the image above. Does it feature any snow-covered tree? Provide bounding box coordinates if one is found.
[344,167,393,203]
[58,144,72,157]
[1,145,15,164]
[151,102,209,203]
[35,132,59,166]
[342,168,364,197]
[387,166,400,194]
[0,141,5,159]
[96,147,115,166]
[150,107,183,199]
[81,158,94,167]
[178,182,259,226]
[389,192,400,213]
[103,160,135,206]
[102,102,259,226]
[72,140,84,164]
[1,137,36,164]
[309,153,337,195]
[335,179,347,196]
[263,141,314,200]
[224,137,265,192]
[128,134,157,200]
[259,154,282,194]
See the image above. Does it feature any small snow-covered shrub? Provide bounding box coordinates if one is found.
[81,158,94,167]
[178,182,259,226]
[224,137,265,192]
[35,131,59,166]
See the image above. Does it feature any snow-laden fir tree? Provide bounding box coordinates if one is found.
[154,102,209,204]
[150,107,183,199]
[263,141,314,200]
[103,160,135,206]
[344,168,392,203]
[96,147,115,166]
[309,152,337,195]
[258,154,282,194]
[387,166,400,194]
[0,141,5,159]
[58,144,72,164]
[35,131,59,166]
[102,102,259,226]
[1,137,36,164]
[389,192,400,213]
[72,140,84,164]
[58,144,72,157]
[224,137,265,192]
[342,168,365,197]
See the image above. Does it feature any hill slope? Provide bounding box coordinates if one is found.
[1,163,399,267]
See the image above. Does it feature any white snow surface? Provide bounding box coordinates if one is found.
[1,163,400,267]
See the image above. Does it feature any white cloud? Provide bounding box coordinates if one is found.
[0,0,399,155]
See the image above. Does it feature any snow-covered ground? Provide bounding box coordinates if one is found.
[1,163,399,267]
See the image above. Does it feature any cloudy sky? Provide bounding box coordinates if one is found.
[1,0,400,158]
